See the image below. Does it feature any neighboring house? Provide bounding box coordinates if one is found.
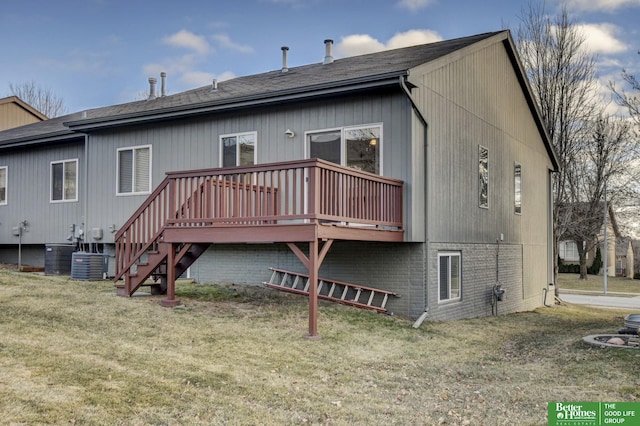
[0,96,47,131]
[0,31,559,331]
[616,237,634,278]
[558,204,621,277]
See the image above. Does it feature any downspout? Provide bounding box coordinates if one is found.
[83,134,89,251]
[399,76,431,329]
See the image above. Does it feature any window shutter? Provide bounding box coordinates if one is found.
[119,150,133,193]
[134,147,150,192]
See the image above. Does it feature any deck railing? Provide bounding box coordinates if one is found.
[114,158,403,281]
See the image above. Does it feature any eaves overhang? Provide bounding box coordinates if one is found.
[0,131,81,150]
[65,72,407,132]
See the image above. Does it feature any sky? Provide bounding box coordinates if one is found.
[1,0,639,115]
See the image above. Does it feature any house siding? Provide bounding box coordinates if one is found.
[0,140,85,247]
[85,92,416,244]
[403,39,554,320]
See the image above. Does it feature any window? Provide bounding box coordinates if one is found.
[438,252,461,302]
[478,145,488,208]
[51,159,78,202]
[221,132,256,167]
[117,145,151,195]
[559,241,581,262]
[307,124,382,175]
[514,162,522,214]
[0,166,6,205]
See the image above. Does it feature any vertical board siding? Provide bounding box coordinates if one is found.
[0,140,85,244]
[411,40,553,319]
[86,92,414,243]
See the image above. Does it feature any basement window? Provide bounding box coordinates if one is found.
[51,159,78,203]
[438,252,461,302]
[0,166,6,205]
[117,145,151,195]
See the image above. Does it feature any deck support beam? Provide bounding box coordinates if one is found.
[160,243,180,307]
[287,239,334,339]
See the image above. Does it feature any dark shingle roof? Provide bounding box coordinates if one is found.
[0,31,502,145]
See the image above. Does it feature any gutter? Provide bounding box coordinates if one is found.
[399,75,431,329]
[0,132,80,150]
[66,72,407,132]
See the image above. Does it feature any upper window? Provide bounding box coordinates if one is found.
[514,162,522,215]
[221,132,256,167]
[51,159,78,202]
[0,166,6,205]
[438,252,461,302]
[478,145,489,209]
[117,145,151,195]
[307,124,382,175]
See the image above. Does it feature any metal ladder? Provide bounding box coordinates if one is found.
[263,267,399,313]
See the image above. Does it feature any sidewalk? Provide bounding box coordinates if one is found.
[559,292,640,310]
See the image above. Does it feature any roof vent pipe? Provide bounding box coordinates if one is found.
[211,79,218,92]
[147,77,157,100]
[160,72,167,97]
[323,39,334,64]
[281,46,289,72]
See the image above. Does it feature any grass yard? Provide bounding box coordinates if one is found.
[1,268,639,425]
[558,273,640,294]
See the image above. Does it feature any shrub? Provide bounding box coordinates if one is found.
[588,247,602,275]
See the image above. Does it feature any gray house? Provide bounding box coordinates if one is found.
[0,31,558,334]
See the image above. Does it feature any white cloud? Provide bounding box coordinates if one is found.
[163,30,210,54]
[397,0,434,12]
[563,0,640,12]
[180,70,216,86]
[335,35,386,57]
[212,34,254,54]
[576,23,627,55]
[336,29,443,58]
[387,29,443,49]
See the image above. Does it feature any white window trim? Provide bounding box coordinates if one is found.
[50,159,78,203]
[219,131,258,167]
[116,144,152,196]
[438,251,461,303]
[0,166,7,206]
[304,123,384,175]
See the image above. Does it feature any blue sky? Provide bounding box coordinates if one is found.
[1,0,639,114]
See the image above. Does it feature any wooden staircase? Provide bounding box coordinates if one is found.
[115,242,210,296]
[113,159,404,312]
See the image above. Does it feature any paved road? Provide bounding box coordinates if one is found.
[559,293,640,310]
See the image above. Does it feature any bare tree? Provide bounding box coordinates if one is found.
[564,115,635,278]
[610,50,640,124]
[8,81,68,118]
[515,3,599,288]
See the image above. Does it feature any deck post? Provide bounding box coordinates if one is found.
[160,243,180,307]
[305,239,321,340]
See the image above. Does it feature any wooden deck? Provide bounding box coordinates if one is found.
[113,158,404,337]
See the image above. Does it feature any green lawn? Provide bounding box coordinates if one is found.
[1,267,639,425]
[557,273,640,294]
